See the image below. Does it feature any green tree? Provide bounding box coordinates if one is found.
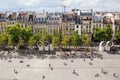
[0,32,7,46]
[20,27,32,43]
[28,36,36,46]
[71,31,81,48]
[17,38,24,46]
[93,24,113,41]
[81,32,91,54]
[93,28,105,41]
[8,35,13,46]
[6,24,22,46]
[52,36,60,47]
[34,32,41,44]
[81,32,91,46]
[52,29,59,37]
[103,24,113,41]
[52,29,61,48]
[6,24,33,46]
[61,35,70,48]
[115,32,120,44]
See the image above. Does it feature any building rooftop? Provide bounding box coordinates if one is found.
[115,19,120,25]
[93,14,102,20]
[103,17,113,24]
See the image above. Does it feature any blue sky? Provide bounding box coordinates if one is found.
[0,0,120,12]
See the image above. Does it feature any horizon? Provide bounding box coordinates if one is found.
[0,0,120,12]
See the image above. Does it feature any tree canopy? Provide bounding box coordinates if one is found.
[93,24,113,41]
[115,31,120,44]
[71,31,81,47]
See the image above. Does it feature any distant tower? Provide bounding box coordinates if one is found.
[43,9,45,15]
[60,4,67,13]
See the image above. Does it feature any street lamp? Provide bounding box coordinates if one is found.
[69,37,71,54]
[48,39,50,54]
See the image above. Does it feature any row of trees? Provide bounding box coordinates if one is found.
[0,24,91,49]
[0,24,32,47]
[29,29,91,48]
[0,24,120,49]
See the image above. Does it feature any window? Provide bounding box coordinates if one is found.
[66,27,68,30]
[86,26,88,29]
[89,26,91,29]
[76,25,79,28]
[81,26,82,29]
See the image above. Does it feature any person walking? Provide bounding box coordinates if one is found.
[42,75,45,80]
[49,64,51,68]
[83,58,85,62]
[14,69,16,73]
[113,73,116,77]
[73,69,75,74]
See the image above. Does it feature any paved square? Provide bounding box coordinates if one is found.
[0,51,120,80]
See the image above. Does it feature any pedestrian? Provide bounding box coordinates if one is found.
[63,62,67,65]
[43,75,45,80]
[49,64,51,68]
[14,69,18,74]
[71,60,74,62]
[73,69,75,74]
[14,69,16,73]
[113,73,116,77]
[83,58,85,62]
[95,73,100,77]
[27,64,30,67]
[51,67,53,70]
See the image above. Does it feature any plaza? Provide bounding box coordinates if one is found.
[0,51,120,80]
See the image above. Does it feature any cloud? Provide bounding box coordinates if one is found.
[25,0,40,6]
[0,0,120,12]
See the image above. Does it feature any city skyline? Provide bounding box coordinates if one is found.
[0,0,120,12]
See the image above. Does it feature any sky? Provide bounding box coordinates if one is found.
[0,0,120,12]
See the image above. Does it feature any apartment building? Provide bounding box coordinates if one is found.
[17,11,35,28]
[0,20,7,33]
[34,13,47,34]
[6,12,17,27]
[74,11,82,35]
[80,10,93,36]
[62,13,75,35]
[0,10,120,37]
[115,19,120,33]
[46,13,61,34]
[92,14,103,32]
[0,12,17,33]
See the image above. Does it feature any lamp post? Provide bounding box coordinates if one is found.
[45,40,50,54]
[69,37,71,54]
[43,41,45,54]
[48,39,50,54]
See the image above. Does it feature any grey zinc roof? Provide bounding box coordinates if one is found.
[80,12,92,16]
[0,19,6,22]
[93,14,102,20]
